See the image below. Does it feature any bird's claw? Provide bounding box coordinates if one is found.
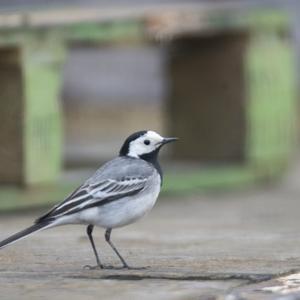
[83,264,103,270]
[83,264,149,270]
[124,265,149,270]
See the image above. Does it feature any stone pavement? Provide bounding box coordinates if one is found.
[1,173,300,299]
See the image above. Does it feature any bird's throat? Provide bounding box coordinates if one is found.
[139,149,163,183]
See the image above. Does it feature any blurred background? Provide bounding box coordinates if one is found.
[0,0,300,210]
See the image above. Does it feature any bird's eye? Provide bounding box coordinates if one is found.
[144,140,150,145]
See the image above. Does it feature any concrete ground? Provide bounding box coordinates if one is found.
[1,169,300,299]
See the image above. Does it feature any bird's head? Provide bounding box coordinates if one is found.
[119,130,178,160]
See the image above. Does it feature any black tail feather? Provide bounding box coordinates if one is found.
[0,222,50,249]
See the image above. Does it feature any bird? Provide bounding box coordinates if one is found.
[0,130,177,269]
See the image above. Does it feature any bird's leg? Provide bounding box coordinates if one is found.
[105,228,130,269]
[84,224,104,269]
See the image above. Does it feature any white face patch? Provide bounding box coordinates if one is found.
[127,131,164,158]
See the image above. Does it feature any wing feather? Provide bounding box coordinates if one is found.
[37,177,148,221]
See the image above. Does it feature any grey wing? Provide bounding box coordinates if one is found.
[35,158,153,222]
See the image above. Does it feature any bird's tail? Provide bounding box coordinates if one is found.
[0,221,51,249]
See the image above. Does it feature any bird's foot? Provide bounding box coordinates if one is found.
[83,264,150,270]
[83,264,104,270]
[83,264,126,270]
[102,265,123,270]
[121,265,150,270]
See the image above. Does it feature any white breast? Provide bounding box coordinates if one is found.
[78,172,161,229]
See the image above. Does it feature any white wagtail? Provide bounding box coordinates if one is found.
[0,130,177,269]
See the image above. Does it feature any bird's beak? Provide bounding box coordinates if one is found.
[162,137,178,145]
